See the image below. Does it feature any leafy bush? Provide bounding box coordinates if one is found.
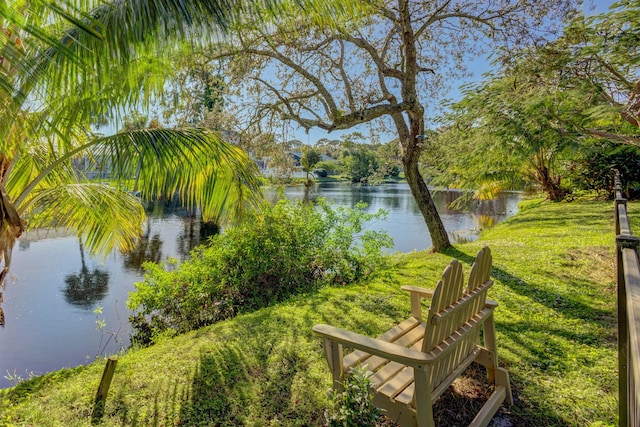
[570,141,640,199]
[325,366,383,427]
[127,199,392,344]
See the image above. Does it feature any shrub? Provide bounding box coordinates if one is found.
[127,198,392,344]
[569,141,640,199]
[315,159,342,175]
[325,366,383,427]
[341,148,379,183]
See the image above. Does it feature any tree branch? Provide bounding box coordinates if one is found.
[281,102,407,132]
[212,40,340,117]
[338,32,404,80]
[335,40,355,109]
[582,129,640,147]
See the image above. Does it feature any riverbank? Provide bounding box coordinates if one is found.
[0,198,622,426]
[0,183,520,389]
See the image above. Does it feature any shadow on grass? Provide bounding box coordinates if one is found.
[176,314,327,426]
[107,371,190,426]
[498,320,610,373]
[178,346,251,426]
[104,342,258,425]
[498,204,609,229]
[106,242,612,426]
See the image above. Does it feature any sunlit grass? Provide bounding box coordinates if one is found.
[0,198,624,426]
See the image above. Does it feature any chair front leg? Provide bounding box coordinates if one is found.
[323,337,344,392]
[413,365,435,427]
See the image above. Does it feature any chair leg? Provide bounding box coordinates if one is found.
[482,313,498,383]
[324,338,344,393]
[495,367,513,405]
[413,367,435,427]
[482,314,512,406]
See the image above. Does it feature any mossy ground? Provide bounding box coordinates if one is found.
[0,198,627,426]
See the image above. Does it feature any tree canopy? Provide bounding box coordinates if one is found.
[205,0,580,251]
[433,0,640,201]
[0,0,366,254]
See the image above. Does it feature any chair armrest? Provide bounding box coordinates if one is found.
[401,285,434,319]
[401,285,434,299]
[313,324,432,367]
[486,299,498,308]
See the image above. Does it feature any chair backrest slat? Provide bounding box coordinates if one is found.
[422,260,465,352]
[467,246,492,293]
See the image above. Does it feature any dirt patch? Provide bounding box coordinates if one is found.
[563,245,615,286]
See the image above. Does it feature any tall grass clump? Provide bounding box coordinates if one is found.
[127,198,393,344]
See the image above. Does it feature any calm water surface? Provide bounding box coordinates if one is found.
[0,182,520,388]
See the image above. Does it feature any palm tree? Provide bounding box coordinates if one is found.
[0,0,361,326]
[1,0,358,268]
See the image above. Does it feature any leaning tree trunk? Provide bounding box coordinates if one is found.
[392,0,450,252]
[0,156,24,276]
[0,161,24,328]
[403,154,451,252]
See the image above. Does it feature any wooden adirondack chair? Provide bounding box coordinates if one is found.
[313,246,512,427]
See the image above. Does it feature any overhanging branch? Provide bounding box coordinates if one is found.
[280,101,407,132]
[582,129,640,147]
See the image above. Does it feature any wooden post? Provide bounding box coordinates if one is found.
[92,358,117,421]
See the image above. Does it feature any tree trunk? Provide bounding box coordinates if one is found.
[394,0,450,252]
[403,156,451,252]
[534,166,568,202]
[0,156,24,273]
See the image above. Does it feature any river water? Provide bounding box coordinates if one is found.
[0,182,520,388]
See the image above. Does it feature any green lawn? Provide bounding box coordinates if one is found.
[0,198,625,426]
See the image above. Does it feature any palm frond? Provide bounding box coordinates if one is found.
[13,127,263,225]
[22,183,145,256]
[6,126,87,203]
[1,1,92,152]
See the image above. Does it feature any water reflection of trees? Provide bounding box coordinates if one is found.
[380,191,402,210]
[313,183,402,211]
[349,187,375,207]
[124,200,221,269]
[63,241,110,309]
[286,183,516,217]
[176,213,219,260]
[471,214,497,230]
[434,190,509,217]
[123,231,163,271]
[123,208,164,270]
[469,197,508,216]
[120,185,518,272]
